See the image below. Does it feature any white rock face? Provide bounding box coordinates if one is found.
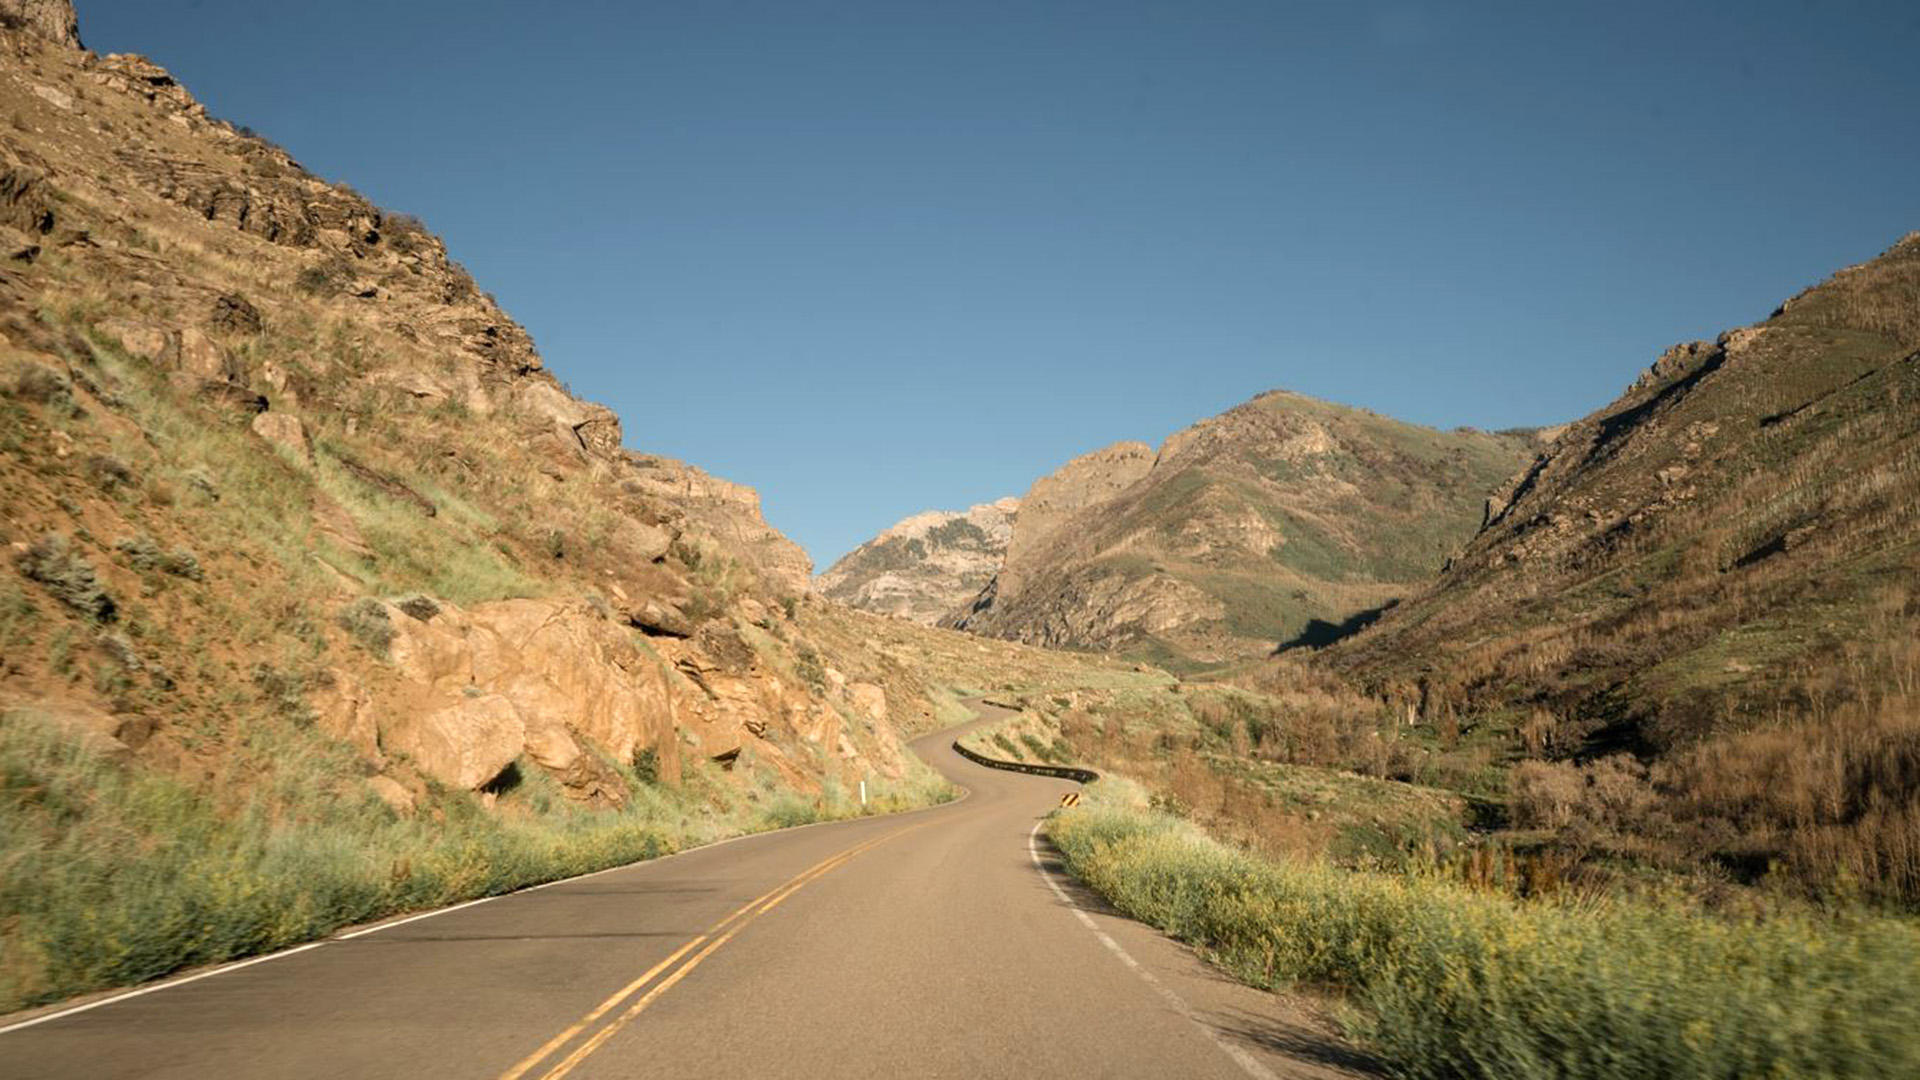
[815,497,1020,624]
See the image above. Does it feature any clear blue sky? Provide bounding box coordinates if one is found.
[80,1,1920,567]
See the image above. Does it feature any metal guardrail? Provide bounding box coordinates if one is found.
[951,740,1100,785]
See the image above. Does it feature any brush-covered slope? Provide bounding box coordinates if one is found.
[1332,233,1920,750]
[948,392,1540,667]
[0,5,945,1010]
[815,497,1018,623]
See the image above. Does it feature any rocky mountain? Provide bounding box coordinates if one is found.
[1331,233,1920,751]
[0,3,946,1008]
[815,497,1018,623]
[947,392,1540,667]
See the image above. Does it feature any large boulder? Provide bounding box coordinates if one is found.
[312,594,905,798]
[176,327,236,382]
[512,381,622,454]
[384,693,525,791]
[848,683,888,726]
[374,598,686,789]
[250,412,310,459]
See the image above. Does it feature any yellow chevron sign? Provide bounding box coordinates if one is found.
[1060,792,1080,808]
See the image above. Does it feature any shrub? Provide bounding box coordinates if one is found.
[113,535,204,581]
[1020,732,1064,763]
[794,647,826,691]
[83,454,135,493]
[10,364,78,414]
[293,257,354,297]
[335,597,395,659]
[14,534,115,621]
[379,212,431,256]
[756,792,820,830]
[1508,760,1582,830]
[183,467,220,500]
[393,594,440,622]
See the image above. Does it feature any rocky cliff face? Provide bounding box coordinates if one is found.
[948,393,1539,666]
[1331,233,1920,748]
[815,497,1018,623]
[622,453,813,598]
[0,0,79,48]
[992,442,1153,604]
[0,13,914,819]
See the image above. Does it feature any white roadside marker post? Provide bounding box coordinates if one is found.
[859,779,868,807]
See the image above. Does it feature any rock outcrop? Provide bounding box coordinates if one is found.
[815,497,1019,624]
[621,453,814,597]
[0,0,80,48]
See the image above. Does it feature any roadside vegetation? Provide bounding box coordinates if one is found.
[0,237,958,1014]
[1048,786,1920,1080]
[0,705,952,1013]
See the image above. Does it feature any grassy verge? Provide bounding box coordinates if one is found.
[1046,789,1920,1080]
[0,711,953,1014]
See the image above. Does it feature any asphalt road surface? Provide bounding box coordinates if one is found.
[0,702,1375,1079]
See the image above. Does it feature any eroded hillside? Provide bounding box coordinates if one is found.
[0,5,940,1008]
[1333,234,1920,742]
[1325,234,1920,901]
[948,392,1539,668]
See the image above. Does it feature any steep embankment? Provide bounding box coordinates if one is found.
[0,4,941,1010]
[1321,234,1920,903]
[947,392,1539,668]
[1332,233,1920,748]
[815,497,1018,624]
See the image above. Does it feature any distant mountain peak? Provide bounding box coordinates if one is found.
[814,499,1021,624]
[944,390,1540,667]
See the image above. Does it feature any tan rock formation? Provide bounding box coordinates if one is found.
[250,411,310,459]
[0,0,80,48]
[995,443,1153,604]
[621,453,813,596]
[815,497,1019,624]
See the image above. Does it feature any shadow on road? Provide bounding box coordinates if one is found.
[1210,1006,1384,1076]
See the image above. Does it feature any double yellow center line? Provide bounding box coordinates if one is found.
[499,823,927,1080]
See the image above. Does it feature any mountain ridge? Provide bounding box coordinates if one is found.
[814,496,1018,623]
[933,389,1543,667]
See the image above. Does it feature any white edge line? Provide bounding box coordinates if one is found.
[0,734,983,1038]
[0,942,327,1035]
[1027,818,1279,1080]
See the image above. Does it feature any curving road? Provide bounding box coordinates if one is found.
[0,703,1374,1079]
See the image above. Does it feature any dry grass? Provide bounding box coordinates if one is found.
[1049,791,1920,1080]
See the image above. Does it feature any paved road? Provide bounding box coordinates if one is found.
[0,703,1374,1079]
